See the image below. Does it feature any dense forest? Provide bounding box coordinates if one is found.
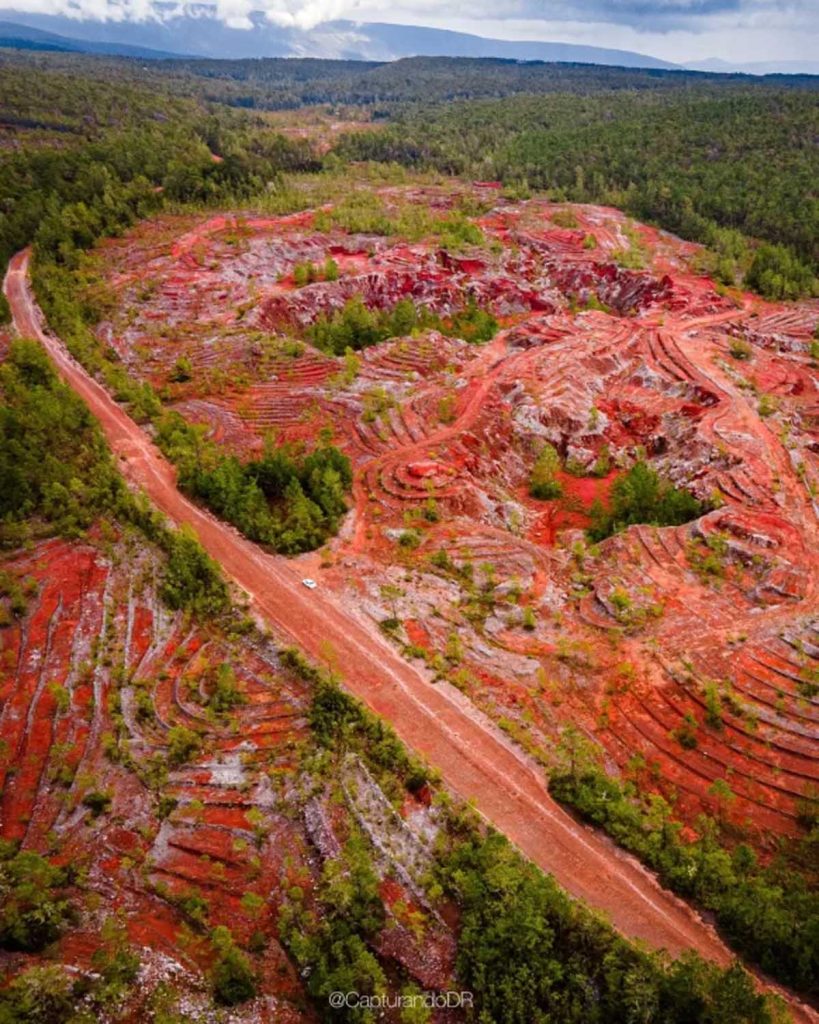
[337,87,819,295]
[6,50,818,115]
[2,50,817,300]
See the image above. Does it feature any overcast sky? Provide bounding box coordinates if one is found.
[9,0,818,63]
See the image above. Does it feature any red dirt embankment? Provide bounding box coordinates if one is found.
[5,249,815,1023]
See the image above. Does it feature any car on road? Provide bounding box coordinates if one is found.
[302,578,318,590]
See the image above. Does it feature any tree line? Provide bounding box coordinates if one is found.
[550,765,819,996]
[336,87,819,298]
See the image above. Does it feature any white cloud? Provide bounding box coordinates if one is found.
[260,0,358,29]
[2,0,816,60]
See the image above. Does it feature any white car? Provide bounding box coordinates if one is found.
[301,578,318,590]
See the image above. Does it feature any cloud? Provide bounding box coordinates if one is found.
[2,0,816,60]
[363,0,817,34]
[259,0,355,29]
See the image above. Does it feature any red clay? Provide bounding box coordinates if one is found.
[7,245,819,1022]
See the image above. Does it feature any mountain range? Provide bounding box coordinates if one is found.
[0,7,817,76]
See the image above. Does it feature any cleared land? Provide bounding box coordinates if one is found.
[4,182,818,1018]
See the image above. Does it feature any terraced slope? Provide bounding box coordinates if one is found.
[6,180,819,1017]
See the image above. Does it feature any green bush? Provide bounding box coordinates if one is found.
[211,927,257,1006]
[81,790,112,818]
[550,767,819,995]
[208,663,246,714]
[166,725,202,766]
[308,294,497,355]
[446,298,498,344]
[588,460,705,541]
[160,525,230,617]
[309,295,425,354]
[0,966,75,1024]
[0,846,74,952]
[529,443,563,500]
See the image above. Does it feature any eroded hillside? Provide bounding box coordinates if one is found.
[85,182,819,846]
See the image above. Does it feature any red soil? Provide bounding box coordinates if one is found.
[5,180,819,1020]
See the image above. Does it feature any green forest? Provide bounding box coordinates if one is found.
[1,51,817,300]
[337,87,819,297]
[550,765,819,994]
[155,411,352,554]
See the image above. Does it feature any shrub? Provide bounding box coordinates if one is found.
[82,790,112,818]
[588,461,705,541]
[160,525,230,617]
[551,209,579,228]
[166,725,202,766]
[0,965,75,1024]
[0,847,74,952]
[208,663,246,714]
[0,339,125,542]
[445,298,498,344]
[211,927,257,1006]
[673,713,699,749]
[169,356,193,383]
[529,444,563,500]
[729,338,753,361]
[157,413,352,556]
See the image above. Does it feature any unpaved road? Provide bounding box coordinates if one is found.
[5,249,815,1022]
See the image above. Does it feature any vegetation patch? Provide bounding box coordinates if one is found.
[588,461,706,541]
[550,766,819,995]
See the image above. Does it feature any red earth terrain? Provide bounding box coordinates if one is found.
[0,529,459,1020]
[81,184,819,845]
[4,180,819,1019]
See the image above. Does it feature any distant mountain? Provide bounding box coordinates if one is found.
[687,57,819,76]
[0,17,183,58]
[0,8,675,68]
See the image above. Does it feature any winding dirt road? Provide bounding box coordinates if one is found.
[5,249,815,1022]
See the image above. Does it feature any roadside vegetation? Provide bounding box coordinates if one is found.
[284,652,782,1024]
[156,413,352,554]
[0,338,229,614]
[550,764,819,995]
[0,338,124,543]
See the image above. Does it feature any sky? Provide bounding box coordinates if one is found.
[6,0,818,63]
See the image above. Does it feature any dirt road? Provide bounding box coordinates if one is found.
[5,249,815,1021]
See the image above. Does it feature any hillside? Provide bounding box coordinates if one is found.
[0,9,674,67]
[0,49,817,1024]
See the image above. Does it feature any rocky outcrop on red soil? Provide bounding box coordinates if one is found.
[0,532,461,1018]
[82,185,819,853]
